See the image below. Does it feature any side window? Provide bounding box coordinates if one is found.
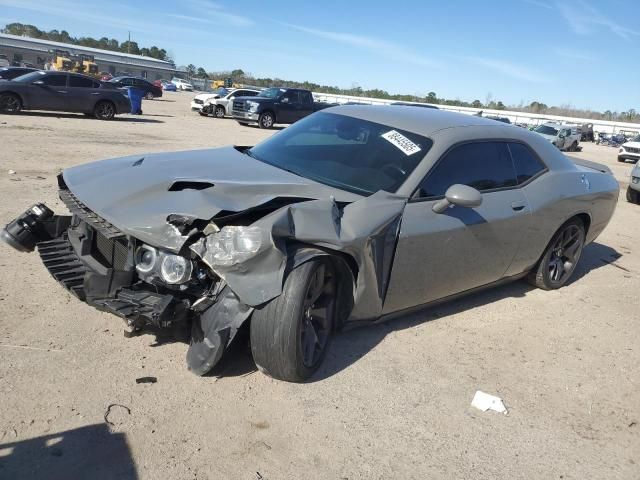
[417,142,517,198]
[69,76,95,88]
[282,91,299,103]
[41,74,67,87]
[300,91,312,104]
[508,143,546,184]
[134,78,147,87]
[245,90,258,97]
[234,90,248,97]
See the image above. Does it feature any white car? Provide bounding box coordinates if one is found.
[533,123,581,151]
[194,88,261,117]
[618,135,640,163]
[172,78,194,91]
[190,90,224,111]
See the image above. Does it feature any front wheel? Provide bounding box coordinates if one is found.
[527,219,585,290]
[94,101,115,120]
[0,93,21,114]
[214,105,225,118]
[627,187,640,204]
[250,258,336,382]
[258,111,274,129]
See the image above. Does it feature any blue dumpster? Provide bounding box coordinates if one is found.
[125,87,144,115]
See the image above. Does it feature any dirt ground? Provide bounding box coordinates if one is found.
[0,94,638,480]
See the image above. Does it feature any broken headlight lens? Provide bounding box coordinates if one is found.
[160,254,193,284]
[207,226,263,267]
[246,101,259,113]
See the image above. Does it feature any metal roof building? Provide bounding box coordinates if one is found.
[0,33,179,80]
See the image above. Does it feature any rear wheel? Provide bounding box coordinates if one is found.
[250,258,336,382]
[258,111,274,129]
[0,93,21,114]
[214,105,225,118]
[94,101,115,120]
[527,219,585,290]
[627,187,640,204]
[570,141,578,151]
[145,91,154,100]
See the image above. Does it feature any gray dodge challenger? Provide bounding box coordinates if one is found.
[1,106,618,382]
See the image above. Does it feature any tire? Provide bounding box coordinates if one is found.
[618,156,626,163]
[627,187,640,204]
[250,258,336,382]
[570,141,578,152]
[145,91,154,100]
[527,218,586,290]
[258,111,275,129]
[214,105,225,118]
[94,101,115,120]
[0,93,22,114]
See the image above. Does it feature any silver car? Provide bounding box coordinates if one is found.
[627,161,640,204]
[1,106,618,382]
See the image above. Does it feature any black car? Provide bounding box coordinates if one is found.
[108,76,163,99]
[0,67,39,81]
[0,71,131,120]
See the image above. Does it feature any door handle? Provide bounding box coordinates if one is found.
[511,201,527,211]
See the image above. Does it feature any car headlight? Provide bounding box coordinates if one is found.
[620,147,625,153]
[160,255,193,284]
[135,245,157,274]
[247,101,259,112]
[632,176,640,184]
[207,226,263,267]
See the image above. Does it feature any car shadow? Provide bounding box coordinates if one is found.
[0,424,138,480]
[309,241,621,381]
[17,111,164,123]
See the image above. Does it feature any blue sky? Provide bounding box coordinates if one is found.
[0,0,638,111]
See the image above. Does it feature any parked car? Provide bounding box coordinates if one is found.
[627,161,640,204]
[0,67,39,81]
[1,106,618,382]
[618,135,640,163]
[232,87,335,128]
[0,70,130,120]
[391,102,439,109]
[196,88,261,118]
[486,116,512,124]
[108,76,162,99]
[161,81,177,92]
[172,78,193,91]
[533,123,581,151]
[0,54,9,68]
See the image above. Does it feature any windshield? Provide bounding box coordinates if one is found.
[248,112,432,196]
[632,135,640,142]
[11,71,46,83]
[257,87,284,99]
[535,125,559,136]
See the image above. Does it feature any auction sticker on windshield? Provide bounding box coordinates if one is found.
[381,130,422,155]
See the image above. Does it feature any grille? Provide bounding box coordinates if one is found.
[38,236,88,300]
[59,188,124,239]
[233,100,247,113]
[625,146,639,154]
[93,230,128,270]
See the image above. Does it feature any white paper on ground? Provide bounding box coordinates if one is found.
[471,390,508,414]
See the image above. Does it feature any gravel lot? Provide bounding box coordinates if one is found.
[0,94,638,480]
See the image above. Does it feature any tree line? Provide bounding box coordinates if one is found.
[1,23,172,63]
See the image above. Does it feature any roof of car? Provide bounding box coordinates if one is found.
[324,104,515,136]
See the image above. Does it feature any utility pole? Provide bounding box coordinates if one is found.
[128,31,131,54]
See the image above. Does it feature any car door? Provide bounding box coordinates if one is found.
[382,141,531,314]
[30,73,69,111]
[133,78,151,95]
[278,90,299,123]
[67,75,102,112]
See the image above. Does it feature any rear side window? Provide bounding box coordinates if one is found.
[282,91,300,103]
[417,142,517,198]
[508,143,546,184]
[41,74,67,87]
[300,91,312,104]
[69,76,96,88]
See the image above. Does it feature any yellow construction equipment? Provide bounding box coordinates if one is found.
[75,54,99,76]
[51,49,73,71]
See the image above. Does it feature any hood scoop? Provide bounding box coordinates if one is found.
[169,181,215,191]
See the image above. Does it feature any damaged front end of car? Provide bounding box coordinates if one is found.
[1,149,407,377]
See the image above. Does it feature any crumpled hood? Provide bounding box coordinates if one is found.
[622,141,640,150]
[62,146,361,251]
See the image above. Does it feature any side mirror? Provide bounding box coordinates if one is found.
[281,97,289,104]
[229,96,235,100]
[558,132,566,139]
[432,184,482,214]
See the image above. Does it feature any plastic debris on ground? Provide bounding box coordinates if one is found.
[471,390,508,414]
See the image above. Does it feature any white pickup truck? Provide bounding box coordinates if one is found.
[533,123,581,151]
